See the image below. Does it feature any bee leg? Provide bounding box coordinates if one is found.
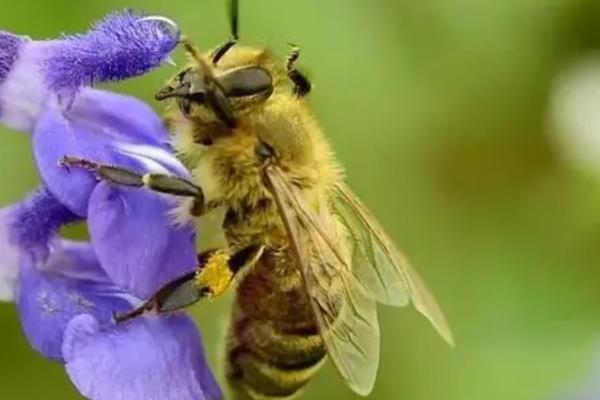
[286,44,312,97]
[178,36,238,129]
[59,156,207,212]
[195,244,264,299]
[113,244,264,323]
[113,269,205,324]
[113,299,157,324]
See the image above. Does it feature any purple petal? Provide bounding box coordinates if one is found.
[18,240,133,361]
[87,183,197,299]
[0,188,79,301]
[10,187,80,263]
[0,10,178,132]
[0,32,27,84]
[44,9,179,97]
[33,88,188,216]
[63,314,222,400]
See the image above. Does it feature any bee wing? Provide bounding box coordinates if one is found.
[331,183,454,346]
[329,186,410,307]
[266,167,380,396]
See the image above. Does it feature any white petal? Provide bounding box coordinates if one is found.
[0,212,21,301]
[0,41,58,132]
[114,142,188,176]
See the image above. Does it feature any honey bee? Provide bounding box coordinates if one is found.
[62,1,453,398]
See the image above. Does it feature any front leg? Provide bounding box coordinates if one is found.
[60,156,212,216]
[286,44,312,97]
[115,244,265,323]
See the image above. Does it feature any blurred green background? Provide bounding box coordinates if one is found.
[2,0,600,399]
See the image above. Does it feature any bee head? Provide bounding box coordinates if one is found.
[156,0,323,178]
[155,0,280,135]
[155,43,274,130]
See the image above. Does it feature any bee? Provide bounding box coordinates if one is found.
[62,0,453,398]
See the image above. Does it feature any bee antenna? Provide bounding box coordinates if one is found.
[180,36,202,63]
[211,0,240,64]
[230,0,240,40]
[178,36,214,80]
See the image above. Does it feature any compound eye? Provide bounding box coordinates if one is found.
[218,66,273,97]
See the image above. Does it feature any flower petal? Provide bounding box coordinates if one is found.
[33,88,188,216]
[0,31,27,85]
[44,10,180,96]
[17,240,134,361]
[0,10,178,132]
[87,182,197,299]
[0,36,56,131]
[63,314,222,400]
[0,187,79,301]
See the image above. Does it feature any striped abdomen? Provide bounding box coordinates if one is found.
[226,252,327,399]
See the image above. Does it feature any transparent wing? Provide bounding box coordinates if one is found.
[332,183,454,346]
[266,167,380,396]
[305,209,380,396]
[330,186,410,307]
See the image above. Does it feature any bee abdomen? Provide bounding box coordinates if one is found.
[227,319,327,399]
[231,351,326,399]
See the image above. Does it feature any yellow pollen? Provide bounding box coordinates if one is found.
[195,250,233,299]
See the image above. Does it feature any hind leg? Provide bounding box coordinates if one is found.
[114,244,264,323]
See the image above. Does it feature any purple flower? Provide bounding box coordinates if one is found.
[45,10,179,96]
[0,9,178,132]
[0,10,222,400]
